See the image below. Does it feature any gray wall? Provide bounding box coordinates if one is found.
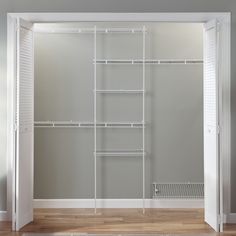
[0,0,236,212]
[34,22,203,199]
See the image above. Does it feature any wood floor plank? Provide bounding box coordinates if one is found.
[0,208,236,235]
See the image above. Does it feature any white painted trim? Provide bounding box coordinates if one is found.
[34,199,204,209]
[7,14,17,227]
[6,12,231,229]
[0,211,8,221]
[218,15,231,219]
[226,213,236,223]
[7,12,230,23]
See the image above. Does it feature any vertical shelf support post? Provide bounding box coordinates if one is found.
[94,25,97,214]
[142,25,146,214]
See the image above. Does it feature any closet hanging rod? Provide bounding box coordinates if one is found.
[34,27,146,34]
[34,121,145,128]
[95,59,203,64]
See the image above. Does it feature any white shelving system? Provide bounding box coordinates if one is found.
[142,26,146,213]
[94,26,98,213]
[93,25,146,214]
[34,121,144,128]
[95,59,203,64]
[34,26,204,214]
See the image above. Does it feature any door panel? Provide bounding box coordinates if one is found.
[15,18,34,230]
[203,19,220,232]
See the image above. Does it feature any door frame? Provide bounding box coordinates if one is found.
[6,11,231,225]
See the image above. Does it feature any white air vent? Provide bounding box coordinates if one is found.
[153,183,204,199]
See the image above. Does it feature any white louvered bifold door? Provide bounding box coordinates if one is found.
[203,19,221,232]
[15,18,34,230]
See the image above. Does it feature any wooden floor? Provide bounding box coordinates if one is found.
[0,208,236,235]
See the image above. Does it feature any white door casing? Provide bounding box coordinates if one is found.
[6,13,230,232]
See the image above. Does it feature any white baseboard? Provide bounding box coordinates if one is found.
[34,198,204,209]
[226,213,236,223]
[0,211,8,221]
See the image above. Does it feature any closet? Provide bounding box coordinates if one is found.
[11,16,223,232]
[33,22,204,212]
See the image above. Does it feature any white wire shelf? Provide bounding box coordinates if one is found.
[95,149,145,157]
[95,89,144,94]
[34,121,145,128]
[34,27,146,34]
[95,59,203,65]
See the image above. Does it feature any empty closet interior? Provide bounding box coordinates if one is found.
[33,22,204,210]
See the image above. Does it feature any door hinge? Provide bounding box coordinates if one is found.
[15,24,19,32]
[217,22,220,32]
[14,123,17,131]
[13,212,16,222]
[218,214,226,224]
[13,212,17,231]
[217,125,220,134]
